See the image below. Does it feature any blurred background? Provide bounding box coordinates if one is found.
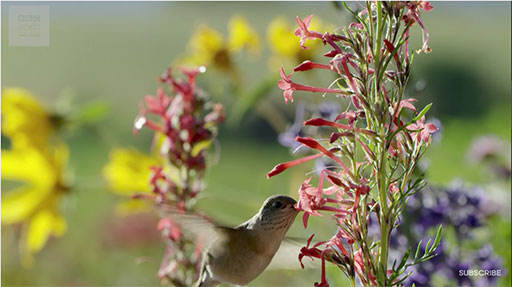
[1,2,510,286]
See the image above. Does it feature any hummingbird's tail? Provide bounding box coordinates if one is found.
[195,261,221,287]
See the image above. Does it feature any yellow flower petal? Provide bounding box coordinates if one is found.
[1,148,56,187]
[191,139,213,157]
[267,17,301,58]
[228,16,260,55]
[1,187,46,224]
[25,205,66,253]
[1,88,53,149]
[185,25,224,66]
[103,148,158,195]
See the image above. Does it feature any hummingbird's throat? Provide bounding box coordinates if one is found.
[258,212,295,232]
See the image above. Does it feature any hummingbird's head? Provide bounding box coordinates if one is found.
[253,195,299,233]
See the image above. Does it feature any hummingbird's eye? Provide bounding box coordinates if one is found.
[272,201,283,209]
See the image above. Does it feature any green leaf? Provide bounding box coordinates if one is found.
[424,238,432,254]
[377,263,388,286]
[397,249,410,271]
[414,240,422,259]
[431,225,443,252]
[413,103,432,122]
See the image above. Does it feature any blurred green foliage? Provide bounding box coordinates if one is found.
[1,2,510,286]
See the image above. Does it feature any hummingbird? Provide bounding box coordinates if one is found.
[160,195,300,287]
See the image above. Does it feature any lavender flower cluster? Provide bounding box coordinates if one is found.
[397,182,504,287]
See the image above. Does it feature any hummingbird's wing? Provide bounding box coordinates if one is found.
[267,237,320,270]
[157,204,231,248]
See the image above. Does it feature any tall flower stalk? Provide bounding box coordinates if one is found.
[132,66,224,286]
[267,2,440,286]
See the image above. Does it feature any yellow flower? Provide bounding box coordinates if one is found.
[228,16,260,54]
[267,17,332,69]
[1,144,69,268]
[1,88,54,149]
[102,148,159,214]
[182,16,260,72]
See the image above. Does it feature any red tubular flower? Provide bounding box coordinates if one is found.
[324,50,340,57]
[329,132,354,144]
[298,234,326,268]
[296,136,353,179]
[295,15,323,49]
[278,67,346,103]
[294,60,332,72]
[267,152,324,178]
[304,118,351,130]
[331,54,359,96]
[314,252,329,287]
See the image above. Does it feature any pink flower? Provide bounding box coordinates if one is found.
[395,98,417,113]
[295,174,350,228]
[402,1,433,53]
[325,229,351,257]
[334,110,358,125]
[408,116,438,143]
[157,218,181,241]
[294,15,323,49]
[278,67,346,103]
[144,88,171,115]
[296,177,323,228]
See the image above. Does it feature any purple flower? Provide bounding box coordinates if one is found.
[278,103,305,151]
[467,135,505,163]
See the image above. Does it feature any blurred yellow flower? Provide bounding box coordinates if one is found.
[1,88,54,149]
[267,17,332,69]
[182,16,260,72]
[1,145,69,268]
[102,148,159,214]
[228,16,260,54]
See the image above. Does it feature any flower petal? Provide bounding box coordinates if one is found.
[1,187,46,224]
